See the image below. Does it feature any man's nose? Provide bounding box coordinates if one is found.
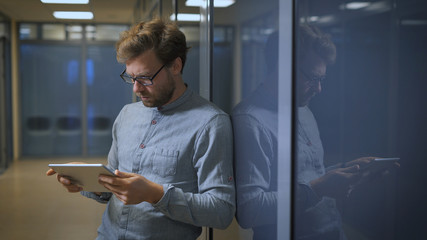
[133,80,146,92]
[315,81,322,93]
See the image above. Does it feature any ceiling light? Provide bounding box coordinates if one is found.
[344,2,371,10]
[309,16,319,22]
[53,11,94,19]
[186,0,235,8]
[170,13,201,22]
[401,20,427,26]
[41,0,89,4]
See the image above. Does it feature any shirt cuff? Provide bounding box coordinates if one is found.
[152,184,174,211]
[80,191,111,204]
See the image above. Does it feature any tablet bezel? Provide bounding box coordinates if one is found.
[48,163,115,192]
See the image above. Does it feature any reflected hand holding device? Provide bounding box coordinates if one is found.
[48,163,115,192]
[347,158,400,197]
[360,157,400,175]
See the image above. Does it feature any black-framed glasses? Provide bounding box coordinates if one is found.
[120,64,166,86]
[299,68,326,86]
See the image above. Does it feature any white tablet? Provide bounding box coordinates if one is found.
[48,163,115,192]
[361,157,400,174]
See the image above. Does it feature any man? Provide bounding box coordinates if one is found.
[233,25,380,240]
[47,18,235,240]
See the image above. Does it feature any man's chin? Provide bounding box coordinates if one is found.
[142,102,155,108]
[140,99,154,107]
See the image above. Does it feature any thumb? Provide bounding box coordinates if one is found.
[114,169,134,178]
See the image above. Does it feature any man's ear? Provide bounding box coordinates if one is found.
[170,57,183,75]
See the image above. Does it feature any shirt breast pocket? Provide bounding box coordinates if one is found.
[151,148,179,178]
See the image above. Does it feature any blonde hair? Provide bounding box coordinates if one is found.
[116,18,190,73]
[298,24,336,65]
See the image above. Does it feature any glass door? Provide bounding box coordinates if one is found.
[19,23,132,158]
[20,43,83,156]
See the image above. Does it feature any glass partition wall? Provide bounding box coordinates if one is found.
[230,0,427,239]
[293,0,427,239]
[221,0,289,239]
[19,24,132,157]
[0,14,11,173]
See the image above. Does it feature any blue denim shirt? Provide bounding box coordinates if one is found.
[82,87,235,240]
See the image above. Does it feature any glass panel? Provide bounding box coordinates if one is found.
[293,0,427,239]
[91,25,129,41]
[66,25,83,40]
[222,0,280,239]
[211,25,234,113]
[0,23,6,37]
[85,25,96,40]
[167,0,203,96]
[20,44,82,156]
[19,23,37,40]
[0,15,12,173]
[86,45,133,156]
[0,37,7,172]
[179,25,200,94]
[42,24,66,40]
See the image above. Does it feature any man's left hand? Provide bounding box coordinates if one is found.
[98,170,164,205]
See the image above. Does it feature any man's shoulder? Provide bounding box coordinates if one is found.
[185,93,228,117]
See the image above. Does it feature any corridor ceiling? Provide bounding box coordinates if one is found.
[0,0,139,24]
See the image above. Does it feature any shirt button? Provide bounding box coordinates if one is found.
[140,144,145,149]
[151,120,157,125]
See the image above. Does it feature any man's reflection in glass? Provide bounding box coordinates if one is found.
[233,25,385,240]
[294,24,350,240]
[232,29,280,240]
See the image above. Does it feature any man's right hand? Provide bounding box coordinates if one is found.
[46,163,85,193]
[309,165,361,199]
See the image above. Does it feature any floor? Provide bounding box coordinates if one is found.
[0,159,106,240]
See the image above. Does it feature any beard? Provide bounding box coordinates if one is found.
[136,71,176,108]
[298,90,316,107]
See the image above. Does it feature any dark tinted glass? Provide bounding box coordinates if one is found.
[293,0,427,239]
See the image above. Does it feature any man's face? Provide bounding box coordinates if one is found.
[297,51,327,107]
[126,50,176,108]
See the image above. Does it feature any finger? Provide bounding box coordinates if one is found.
[46,169,57,176]
[361,158,374,164]
[342,164,360,173]
[98,175,121,186]
[101,182,124,195]
[58,175,72,185]
[68,161,87,164]
[66,185,83,193]
[115,170,134,178]
[99,172,132,186]
[57,176,83,192]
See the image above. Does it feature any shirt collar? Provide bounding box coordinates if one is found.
[154,85,192,112]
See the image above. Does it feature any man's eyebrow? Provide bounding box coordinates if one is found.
[131,71,152,77]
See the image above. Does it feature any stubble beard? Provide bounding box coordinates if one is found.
[138,73,176,108]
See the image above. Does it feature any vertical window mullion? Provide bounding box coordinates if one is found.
[277,0,294,239]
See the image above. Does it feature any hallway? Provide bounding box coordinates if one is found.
[0,159,106,240]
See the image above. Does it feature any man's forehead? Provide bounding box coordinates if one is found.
[300,52,327,75]
[125,51,161,75]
